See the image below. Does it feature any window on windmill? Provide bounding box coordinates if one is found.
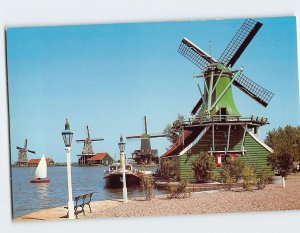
[220,108,227,116]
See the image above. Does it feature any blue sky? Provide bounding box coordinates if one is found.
[6,16,299,163]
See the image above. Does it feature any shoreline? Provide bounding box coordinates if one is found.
[15,173,300,221]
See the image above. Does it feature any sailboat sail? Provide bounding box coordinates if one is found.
[34,155,47,179]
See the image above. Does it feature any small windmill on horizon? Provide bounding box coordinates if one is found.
[76,126,104,165]
[126,116,167,164]
[16,139,36,167]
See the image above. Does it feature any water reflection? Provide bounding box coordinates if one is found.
[33,183,50,199]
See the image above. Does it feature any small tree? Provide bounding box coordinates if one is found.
[192,152,216,182]
[138,173,155,201]
[220,169,235,191]
[160,159,177,181]
[267,152,294,177]
[241,165,257,191]
[219,158,245,191]
[265,125,300,177]
[164,114,185,144]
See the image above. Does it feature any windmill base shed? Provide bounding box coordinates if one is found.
[161,124,274,182]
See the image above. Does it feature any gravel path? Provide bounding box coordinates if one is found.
[16,173,300,221]
[83,174,300,219]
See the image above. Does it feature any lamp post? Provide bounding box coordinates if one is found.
[61,118,75,219]
[118,135,128,204]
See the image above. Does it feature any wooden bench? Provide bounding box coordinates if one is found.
[65,192,94,218]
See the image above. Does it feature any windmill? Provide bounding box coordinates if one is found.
[16,139,35,167]
[178,18,274,117]
[126,116,167,164]
[76,126,104,165]
[161,18,275,181]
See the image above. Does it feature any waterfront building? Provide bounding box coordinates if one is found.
[87,152,114,165]
[28,157,55,167]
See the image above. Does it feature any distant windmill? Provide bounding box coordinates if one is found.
[16,139,35,167]
[126,116,167,164]
[76,126,104,165]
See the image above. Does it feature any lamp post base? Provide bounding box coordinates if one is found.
[123,187,128,203]
[68,201,75,219]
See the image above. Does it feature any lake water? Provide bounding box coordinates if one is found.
[11,166,160,219]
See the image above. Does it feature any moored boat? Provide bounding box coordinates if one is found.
[30,155,50,183]
[103,163,140,188]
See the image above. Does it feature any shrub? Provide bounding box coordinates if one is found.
[160,159,177,181]
[256,166,271,190]
[220,169,235,191]
[138,172,155,201]
[167,179,191,199]
[192,152,216,182]
[241,165,257,191]
[219,158,245,191]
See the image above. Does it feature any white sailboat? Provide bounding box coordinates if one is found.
[30,155,50,183]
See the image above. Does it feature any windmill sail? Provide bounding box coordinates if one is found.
[219,19,262,67]
[233,73,274,107]
[178,38,216,70]
[34,155,47,179]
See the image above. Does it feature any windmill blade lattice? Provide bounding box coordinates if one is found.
[233,73,274,107]
[178,38,216,70]
[219,19,262,67]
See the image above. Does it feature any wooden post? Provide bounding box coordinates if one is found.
[227,125,231,151]
[212,124,215,151]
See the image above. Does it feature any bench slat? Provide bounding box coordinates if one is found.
[65,192,94,218]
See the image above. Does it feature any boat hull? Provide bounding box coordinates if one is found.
[30,179,50,183]
[104,173,140,188]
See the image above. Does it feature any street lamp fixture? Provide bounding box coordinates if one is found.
[118,134,126,152]
[62,118,73,147]
[61,118,75,219]
[118,135,128,203]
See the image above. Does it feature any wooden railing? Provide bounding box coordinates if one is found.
[184,115,269,125]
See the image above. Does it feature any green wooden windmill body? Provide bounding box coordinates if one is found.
[199,63,240,116]
[161,19,275,182]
